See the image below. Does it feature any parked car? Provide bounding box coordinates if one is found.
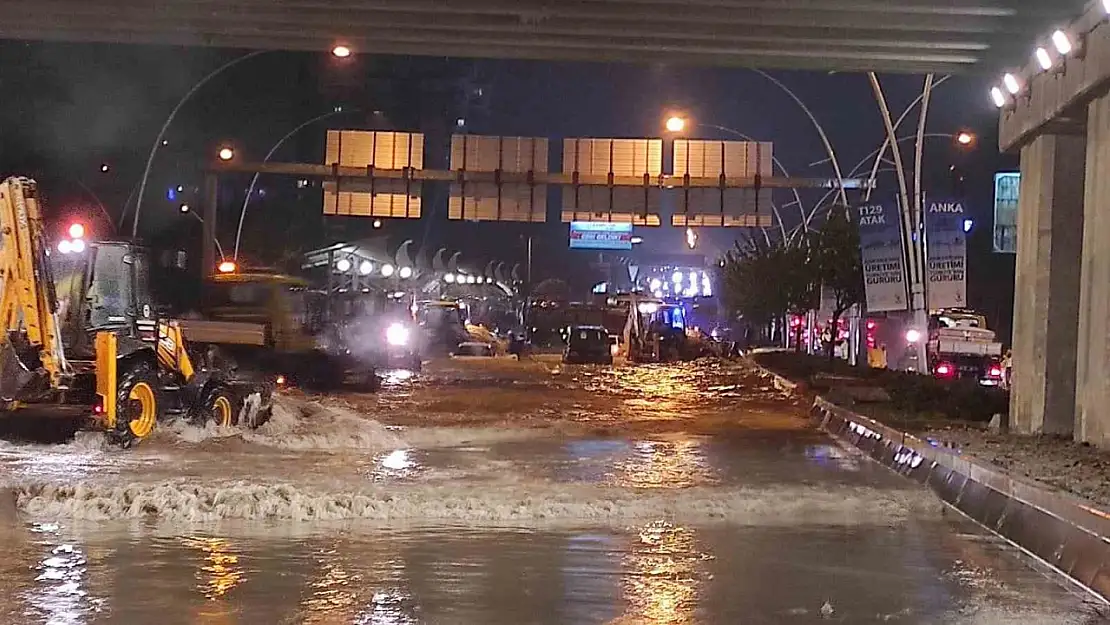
[563,325,614,365]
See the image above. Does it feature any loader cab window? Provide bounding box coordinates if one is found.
[87,244,131,328]
[131,251,154,319]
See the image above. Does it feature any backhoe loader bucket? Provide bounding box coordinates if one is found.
[0,334,35,407]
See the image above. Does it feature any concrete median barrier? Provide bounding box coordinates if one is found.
[811,396,1110,603]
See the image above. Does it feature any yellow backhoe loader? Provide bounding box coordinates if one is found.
[0,177,272,446]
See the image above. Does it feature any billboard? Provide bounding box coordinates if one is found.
[993,172,1019,253]
[448,135,548,222]
[569,221,633,250]
[323,130,424,219]
[856,202,907,312]
[561,138,662,225]
[924,198,968,309]
[671,139,774,228]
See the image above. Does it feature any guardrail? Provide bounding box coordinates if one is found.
[811,396,1110,604]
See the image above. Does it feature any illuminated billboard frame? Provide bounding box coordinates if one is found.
[993,172,1019,254]
[569,221,634,250]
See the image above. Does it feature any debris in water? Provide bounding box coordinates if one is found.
[820,600,834,618]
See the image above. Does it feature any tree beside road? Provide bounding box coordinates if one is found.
[720,208,863,358]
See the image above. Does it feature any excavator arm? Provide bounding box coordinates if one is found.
[0,177,68,396]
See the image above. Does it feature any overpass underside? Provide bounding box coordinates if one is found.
[0,0,1086,74]
[1000,5,1110,447]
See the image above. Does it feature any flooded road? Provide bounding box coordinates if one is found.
[0,358,1099,623]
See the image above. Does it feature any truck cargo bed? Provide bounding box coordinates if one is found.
[179,320,267,347]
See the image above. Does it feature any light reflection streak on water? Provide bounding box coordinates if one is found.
[301,549,361,623]
[370,449,417,480]
[299,545,418,625]
[0,449,101,482]
[352,588,418,625]
[613,440,718,489]
[26,539,100,625]
[183,536,245,600]
[379,369,415,387]
[804,444,860,471]
[619,521,708,624]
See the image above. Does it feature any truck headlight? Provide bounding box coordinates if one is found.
[386,323,410,347]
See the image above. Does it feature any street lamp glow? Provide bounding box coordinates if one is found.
[372,219,383,229]
[331,44,352,58]
[179,203,191,214]
[399,266,413,279]
[217,147,235,161]
[67,223,85,239]
[955,131,975,146]
[1052,30,1073,56]
[664,116,686,133]
[100,163,110,173]
[381,263,395,278]
[905,329,922,344]
[990,86,1007,108]
[1002,73,1020,95]
[1035,47,1054,71]
[358,260,374,276]
[335,258,352,273]
[217,260,237,273]
[444,273,456,283]
[70,238,86,254]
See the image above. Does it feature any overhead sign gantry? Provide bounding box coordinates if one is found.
[203,130,870,271]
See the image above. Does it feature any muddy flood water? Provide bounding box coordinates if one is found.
[0,358,1101,624]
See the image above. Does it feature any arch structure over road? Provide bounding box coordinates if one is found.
[993,1,1110,449]
[0,0,1085,74]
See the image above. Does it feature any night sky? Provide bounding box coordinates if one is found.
[0,40,1019,340]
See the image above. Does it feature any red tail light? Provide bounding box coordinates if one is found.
[934,362,955,378]
[988,365,1003,378]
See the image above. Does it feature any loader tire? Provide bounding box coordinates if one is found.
[108,362,161,448]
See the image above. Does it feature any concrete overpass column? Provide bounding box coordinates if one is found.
[1076,95,1110,446]
[1010,133,1085,437]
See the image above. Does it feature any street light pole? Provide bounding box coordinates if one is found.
[73,180,114,231]
[752,69,849,208]
[804,132,971,228]
[180,205,226,260]
[869,72,927,371]
[233,108,359,260]
[132,50,268,237]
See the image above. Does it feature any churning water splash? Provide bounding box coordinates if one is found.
[240,397,405,452]
[13,479,944,525]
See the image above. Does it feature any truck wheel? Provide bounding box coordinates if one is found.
[109,362,161,448]
[204,387,239,428]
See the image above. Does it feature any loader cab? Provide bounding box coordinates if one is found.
[51,241,158,356]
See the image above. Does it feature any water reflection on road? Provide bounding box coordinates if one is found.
[0,519,1094,624]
